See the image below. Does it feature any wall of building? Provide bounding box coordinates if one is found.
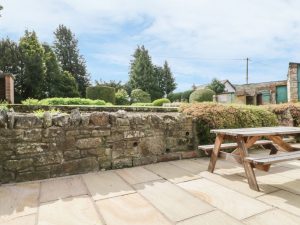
[5,76,14,104]
[287,63,299,102]
[0,110,196,183]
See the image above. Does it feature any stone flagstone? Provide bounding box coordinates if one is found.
[177,210,244,225]
[168,159,208,174]
[39,176,87,203]
[38,195,103,225]
[134,180,214,222]
[244,209,300,225]
[0,214,36,225]
[116,167,162,185]
[257,190,300,216]
[144,162,201,183]
[0,182,39,223]
[82,171,135,200]
[96,193,172,225]
[178,178,272,220]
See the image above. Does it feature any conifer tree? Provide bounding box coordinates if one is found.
[162,61,176,95]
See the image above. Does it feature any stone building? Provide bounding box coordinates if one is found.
[215,62,300,105]
[0,70,14,104]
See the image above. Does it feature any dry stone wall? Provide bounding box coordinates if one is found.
[0,109,196,183]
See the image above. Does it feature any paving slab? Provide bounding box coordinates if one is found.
[178,178,272,220]
[200,171,278,198]
[0,214,36,225]
[134,180,214,222]
[144,162,201,183]
[0,182,39,223]
[168,159,208,174]
[177,210,244,225]
[96,193,172,225]
[40,176,87,203]
[244,209,300,225]
[82,171,135,200]
[257,190,300,216]
[116,167,162,185]
[37,195,103,225]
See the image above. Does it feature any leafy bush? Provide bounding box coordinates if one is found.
[115,89,130,105]
[181,90,194,102]
[21,98,39,105]
[152,98,171,106]
[131,89,151,103]
[0,100,8,111]
[180,103,278,144]
[189,89,215,103]
[131,103,154,106]
[167,92,182,102]
[34,98,106,106]
[86,85,116,104]
[266,103,300,126]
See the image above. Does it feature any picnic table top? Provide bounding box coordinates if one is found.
[210,126,300,137]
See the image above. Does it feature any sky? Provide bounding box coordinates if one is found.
[1,0,300,91]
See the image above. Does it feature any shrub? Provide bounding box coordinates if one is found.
[86,85,116,104]
[180,103,278,144]
[152,98,171,106]
[131,89,151,103]
[181,90,194,102]
[167,92,182,102]
[0,100,8,111]
[115,89,130,105]
[189,89,215,103]
[21,98,39,105]
[131,103,154,106]
[37,98,106,106]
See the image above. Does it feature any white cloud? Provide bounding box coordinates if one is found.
[1,0,300,90]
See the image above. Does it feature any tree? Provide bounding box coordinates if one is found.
[152,65,165,99]
[53,24,90,97]
[207,78,225,94]
[129,45,159,100]
[130,89,151,103]
[95,79,124,91]
[19,30,46,99]
[55,71,80,97]
[162,61,176,95]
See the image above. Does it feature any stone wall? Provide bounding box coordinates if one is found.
[287,62,299,102]
[0,109,196,183]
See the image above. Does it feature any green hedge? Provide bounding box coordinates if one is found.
[131,89,151,103]
[22,97,106,106]
[131,102,154,106]
[152,98,171,106]
[86,85,116,104]
[189,89,215,103]
[180,103,278,144]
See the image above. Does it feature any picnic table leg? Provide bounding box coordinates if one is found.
[208,134,224,173]
[237,136,260,191]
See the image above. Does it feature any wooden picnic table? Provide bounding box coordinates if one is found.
[208,126,300,191]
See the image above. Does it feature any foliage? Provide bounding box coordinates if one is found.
[115,89,130,105]
[38,97,106,106]
[95,80,124,91]
[86,85,116,104]
[130,89,151,103]
[152,98,171,106]
[55,71,80,97]
[33,109,61,118]
[181,90,194,102]
[180,103,278,144]
[189,89,215,103]
[19,30,46,99]
[207,78,225,94]
[53,24,90,97]
[0,5,2,17]
[21,98,39,105]
[0,100,8,111]
[167,92,182,102]
[152,65,165,99]
[162,61,176,95]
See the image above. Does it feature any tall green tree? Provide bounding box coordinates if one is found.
[53,24,90,97]
[55,71,80,97]
[129,45,159,100]
[19,30,46,99]
[162,61,176,95]
[152,65,165,99]
[207,78,225,94]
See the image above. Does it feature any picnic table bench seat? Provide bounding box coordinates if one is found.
[246,151,300,165]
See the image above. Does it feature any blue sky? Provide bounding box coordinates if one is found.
[1,0,300,91]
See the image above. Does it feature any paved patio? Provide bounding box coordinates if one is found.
[1,151,300,225]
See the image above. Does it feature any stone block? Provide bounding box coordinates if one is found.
[52,114,70,127]
[23,129,42,142]
[34,152,63,166]
[124,130,145,139]
[4,158,34,171]
[16,143,48,155]
[90,112,109,126]
[117,118,130,126]
[16,171,50,182]
[76,138,101,149]
[157,152,181,162]
[14,115,43,129]
[112,157,133,169]
[91,130,111,137]
[133,156,158,166]
[70,109,81,126]
[64,150,81,160]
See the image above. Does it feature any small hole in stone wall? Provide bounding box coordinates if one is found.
[165,148,170,153]
[186,132,190,136]
[133,142,138,147]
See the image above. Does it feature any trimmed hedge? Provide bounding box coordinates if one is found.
[86,85,116,104]
[22,97,106,106]
[152,98,171,106]
[131,89,151,103]
[180,103,278,144]
[189,89,215,103]
[131,102,154,106]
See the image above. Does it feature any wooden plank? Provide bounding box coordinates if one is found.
[211,126,300,137]
[208,134,224,173]
[246,151,300,165]
[267,135,293,151]
[236,136,260,191]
